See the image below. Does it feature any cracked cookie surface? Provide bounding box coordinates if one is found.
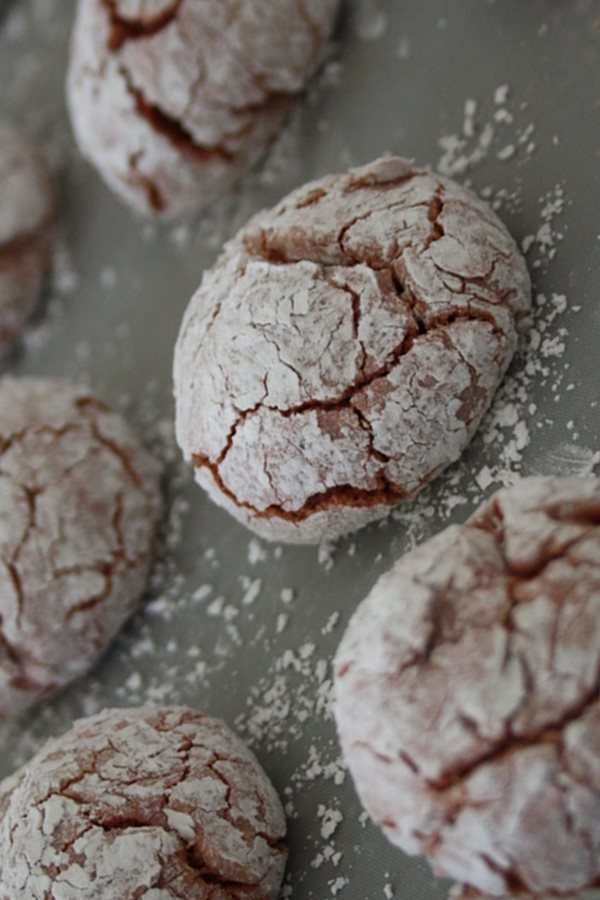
[333,476,600,898]
[67,0,339,218]
[0,378,161,719]
[0,705,287,899]
[0,122,55,356]
[174,156,531,544]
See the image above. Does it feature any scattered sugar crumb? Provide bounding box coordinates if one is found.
[100,266,117,289]
[124,672,142,692]
[497,143,515,160]
[191,584,212,602]
[330,876,349,895]
[437,83,539,181]
[247,539,268,566]
[318,542,336,571]
[354,3,387,41]
[463,98,477,138]
[322,612,341,635]
[396,36,411,59]
[240,575,262,606]
[318,804,343,839]
[494,83,509,105]
[207,596,225,617]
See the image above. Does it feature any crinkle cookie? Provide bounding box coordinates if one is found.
[67,0,339,218]
[0,378,161,719]
[333,476,600,898]
[0,705,287,899]
[174,156,531,544]
[0,122,55,356]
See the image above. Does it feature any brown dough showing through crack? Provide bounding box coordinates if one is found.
[174,155,531,543]
[0,122,55,356]
[0,706,287,899]
[334,476,600,898]
[67,0,339,217]
[0,378,161,720]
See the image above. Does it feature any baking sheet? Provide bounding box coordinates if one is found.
[1,1,599,897]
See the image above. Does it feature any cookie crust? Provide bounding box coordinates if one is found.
[334,476,600,897]
[0,705,287,898]
[0,378,161,719]
[67,0,339,218]
[174,156,531,543]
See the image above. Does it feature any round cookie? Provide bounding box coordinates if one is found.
[0,378,161,719]
[67,0,339,218]
[174,156,531,544]
[333,476,600,898]
[0,122,55,356]
[0,705,287,899]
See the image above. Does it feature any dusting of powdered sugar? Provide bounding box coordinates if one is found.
[334,476,600,897]
[0,706,287,899]
[0,378,161,720]
[174,155,531,544]
[0,5,598,900]
[437,86,537,180]
[67,0,340,219]
[437,85,566,271]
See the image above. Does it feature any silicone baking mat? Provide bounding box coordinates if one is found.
[1,1,599,897]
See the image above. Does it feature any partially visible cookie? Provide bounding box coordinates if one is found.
[0,122,55,356]
[0,705,287,899]
[0,378,161,719]
[174,156,531,544]
[67,0,339,218]
[333,476,600,898]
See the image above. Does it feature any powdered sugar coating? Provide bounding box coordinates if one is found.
[174,156,531,544]
[0,378,161,719]
[333,476,600,898]
[0,705,287,899]
[67,0,339,218]
[0,122,55,355]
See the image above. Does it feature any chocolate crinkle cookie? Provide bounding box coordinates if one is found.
[174,156,531,544]
[0,378,161,720]
[333,476,600,898]
[0,706,287,899]
[67,0,339,218]
[0,122,55,356]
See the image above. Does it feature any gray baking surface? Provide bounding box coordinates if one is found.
[1,1,599,898]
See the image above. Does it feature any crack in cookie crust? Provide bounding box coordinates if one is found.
[334,476,600,898]
[0,379,161,720]
[0,706,287,899]
[103,0,183,51]
[174,156,531,543]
